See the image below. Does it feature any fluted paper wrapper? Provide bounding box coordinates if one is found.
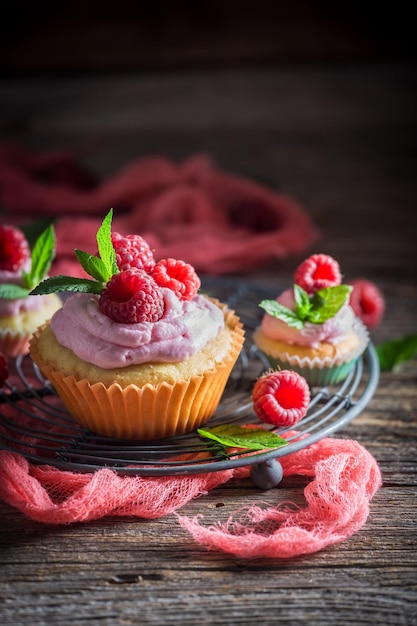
[0,327,32,357]
[29,306,244,440]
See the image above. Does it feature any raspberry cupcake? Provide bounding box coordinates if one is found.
[0,224,62,357]
[29,210,244,440]
[253,254,369,386]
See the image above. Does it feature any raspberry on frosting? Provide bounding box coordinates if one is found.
[111,232,155,273]
[252,369,310,428]
[152,258,201,301]
[0,225,30,272]
[99,269,164,324]
[294,253,342,294]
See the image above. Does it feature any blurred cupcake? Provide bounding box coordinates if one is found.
[0,224,62,357]
[253,253,369,386]
[30,210,244,440]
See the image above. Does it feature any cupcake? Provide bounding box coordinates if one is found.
[0,224,62,357]
[29,210,244,440]
[253,253,369,386]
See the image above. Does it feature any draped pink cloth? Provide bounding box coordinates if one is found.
[0,437,381,559]
[0,143,319,275]
[0,378,381,559]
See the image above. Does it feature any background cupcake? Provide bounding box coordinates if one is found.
[253,253,369,386]
[30,210,244,440]
[0,224,62,357]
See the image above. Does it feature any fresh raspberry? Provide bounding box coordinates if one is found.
[0,351,8,387]
[252,370,310,428]
[111,232,155,273]
[99,269,164,324]
[152,258,201,301]
[349,279,385,328]
[0,225,30,272]
[294,253,342,294]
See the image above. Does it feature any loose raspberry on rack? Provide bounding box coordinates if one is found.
[0,225,30,272]
[99,269,164,324]
[0,351,8,387]
[294,253,342,294]
[252,370,310,428]
[349,279,385,328]
[111,232,155,273]
[152,258,201,301]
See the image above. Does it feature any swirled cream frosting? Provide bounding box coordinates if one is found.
[50,288,225,369]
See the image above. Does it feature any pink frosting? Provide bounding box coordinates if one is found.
[0,266,57,316]
[50,289,225,369]
[260,288,357,348]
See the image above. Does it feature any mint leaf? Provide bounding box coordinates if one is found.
[30,275,103,295]
[96,209,118,278]
[0,283,29,299]
[259,299,304,329]
[74,249,111,283]
[376,333,417,371]
[22,224,55,290]
[308,285,352,324]
[73,210,117,283]
[293,284,312,320]
[197,424,288,451]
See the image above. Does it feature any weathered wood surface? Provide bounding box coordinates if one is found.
[1,64,417,625]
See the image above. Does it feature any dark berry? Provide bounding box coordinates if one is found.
[250,458,284,489]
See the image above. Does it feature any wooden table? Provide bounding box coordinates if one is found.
[1,63,416,625]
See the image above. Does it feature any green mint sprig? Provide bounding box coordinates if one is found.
[197,424,288,451]
[259,283,353,329]
[30,209,118,296]
[0,224,56,299]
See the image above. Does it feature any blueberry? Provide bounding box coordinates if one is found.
[250,458,283,489]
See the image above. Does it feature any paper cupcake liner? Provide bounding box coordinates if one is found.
[259,319,369,387]
[0,327,32,357]
[29,306,244,440]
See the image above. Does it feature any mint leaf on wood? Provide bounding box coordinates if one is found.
[197,424,288,451]
[376,333,417,371]
[30,276,103,295]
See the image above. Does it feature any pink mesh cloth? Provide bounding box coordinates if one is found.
[0,143,318,275]
[0,436,381,559]
[178,438,382,558]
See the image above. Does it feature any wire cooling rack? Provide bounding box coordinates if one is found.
[0,277,380,486]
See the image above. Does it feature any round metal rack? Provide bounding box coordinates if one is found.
[0,277,380,486]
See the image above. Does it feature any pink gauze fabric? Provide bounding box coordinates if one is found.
[0,435,382,559]
[0,143,319,275]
